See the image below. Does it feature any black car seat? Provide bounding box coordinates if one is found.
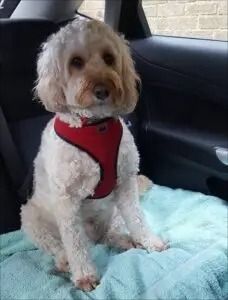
[0,19,58,233]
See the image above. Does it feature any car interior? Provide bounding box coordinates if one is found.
[0,0,227,298]
[1,0,227,235]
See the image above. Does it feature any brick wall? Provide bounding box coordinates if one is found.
[79,0,105,20]
[143,0,228,40]
[79,0,228,41]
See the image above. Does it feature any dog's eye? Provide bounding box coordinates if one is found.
[103,53,115,66]
[71,56,85,69]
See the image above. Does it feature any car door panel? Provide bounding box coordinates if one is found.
[131,36,228,199]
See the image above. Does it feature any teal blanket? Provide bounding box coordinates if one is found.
[1,185,227,300]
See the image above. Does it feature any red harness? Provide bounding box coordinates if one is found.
[54,117,123,199]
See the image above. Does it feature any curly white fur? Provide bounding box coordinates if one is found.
[21,18,167,292]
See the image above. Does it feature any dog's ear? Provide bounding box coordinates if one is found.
[35,41,66,113]
[121,37,141,114]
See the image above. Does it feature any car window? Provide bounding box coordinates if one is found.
[77,0,105,21]
[142,0,228,41]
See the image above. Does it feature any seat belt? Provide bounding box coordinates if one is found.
[0,106,28,201]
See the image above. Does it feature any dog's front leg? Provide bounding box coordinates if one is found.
[55,197,99,291]
[116,176,167,252]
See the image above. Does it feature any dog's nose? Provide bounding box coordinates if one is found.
[94,85,110,101]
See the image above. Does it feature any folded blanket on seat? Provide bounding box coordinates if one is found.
[1,185,227,300]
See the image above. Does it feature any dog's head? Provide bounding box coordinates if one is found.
[35,19,140,118]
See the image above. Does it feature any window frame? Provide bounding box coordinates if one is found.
[105,0,150,39]
[0,0,21,18]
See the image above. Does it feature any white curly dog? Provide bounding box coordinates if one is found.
[21,19,167,291]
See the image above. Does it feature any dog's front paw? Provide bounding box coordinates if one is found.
[137,235,168,252]
[75,275,100,292]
